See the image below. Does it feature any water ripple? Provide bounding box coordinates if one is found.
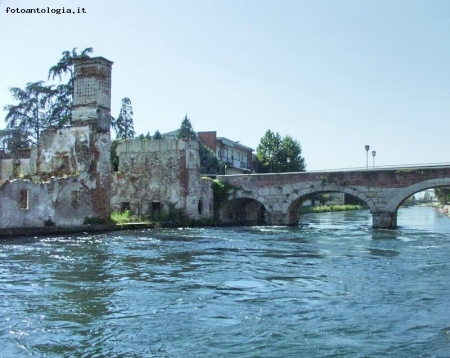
[0,207,449,356]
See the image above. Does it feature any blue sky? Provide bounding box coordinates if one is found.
[1,0,449,170]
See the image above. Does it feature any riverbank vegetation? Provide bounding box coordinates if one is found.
[435,188,450,205]
[299,204,364,214]
[108,207,216,228]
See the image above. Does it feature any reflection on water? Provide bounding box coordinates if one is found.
[1,207,450,357]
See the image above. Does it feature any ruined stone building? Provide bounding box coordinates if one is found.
[164,130,254,175]
[0,57,112,228]
[0,56,212,228]
[111,139,212,220]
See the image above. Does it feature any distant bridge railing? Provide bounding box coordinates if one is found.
[303,162,450,174]
[203,163,450,178]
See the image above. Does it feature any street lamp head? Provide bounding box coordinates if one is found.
[372,151,376,157]
[365,145,370,151]
[287,157,291,163]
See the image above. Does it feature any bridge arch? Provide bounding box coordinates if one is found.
[220,193,269,225]
[286,185,376,225]
[385,178,450,213]
[217,166,450,228]
[369,178,450,228]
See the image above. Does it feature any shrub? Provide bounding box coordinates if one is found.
[43,218,56,226]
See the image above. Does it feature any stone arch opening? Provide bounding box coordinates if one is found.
[287,188,374,226]
[382,178,450,228]
[386,179,450,213]
[220,198,268,225]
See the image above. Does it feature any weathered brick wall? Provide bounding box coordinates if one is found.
[0,174,96,228]
[198,131,217,152]
[72,57,113,131]
[36,126,91,176]
[111,138,213,220]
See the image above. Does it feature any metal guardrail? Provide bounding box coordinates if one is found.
[217,162,450,176]
[306,162,450,173]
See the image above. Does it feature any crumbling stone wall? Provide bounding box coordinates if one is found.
[0,157,32,181]
[0,174,95,228]
[0,149,33,181]
[36,127,91,176]
[0,57,112,228]
[111,138,213,220]
[0,123,111,228]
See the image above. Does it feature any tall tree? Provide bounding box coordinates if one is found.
[435,188,450,205]
[175,115,224,174]
[3,47,94,147]
[153,130,164,139]
[0,129,31,154]
[176,115,197,140]
[255,129,306,173]
[48,47,93,81]
[199,143,225,174]
[137,132,152,140]
[281,136,306,172]
[3,81,55,144]
[113,97,135,140]
[255,130,281,173]
[47,47,94,127]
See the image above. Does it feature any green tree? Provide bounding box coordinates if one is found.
[137,132,151,140]
[282,135,306,172]
[0,129,31,154]
[47,47,94,127]
[48,47,93,83]
[255,130,306,173]
[112,97,135,140]
[175,115,224,174]
[435,188,450,205]
[3,81,55,144]
[153,130,164,139]
[176,115,197,140]
[199,143,225,175]
[3,47,94,147]
[255,130,281,173]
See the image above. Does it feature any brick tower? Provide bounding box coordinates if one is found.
[72,57,113,131]
[72,56,114,219]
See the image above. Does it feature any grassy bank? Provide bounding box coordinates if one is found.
[111,210,147,224]
[299,204,364,214]
[106,205,366,227]
[109,209,215,227]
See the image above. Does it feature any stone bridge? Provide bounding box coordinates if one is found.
[216,166,450,228]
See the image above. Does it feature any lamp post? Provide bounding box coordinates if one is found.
[365,145,370,169]
[287,157,291,172]
[269,153,273,173]
[372,151,376,169]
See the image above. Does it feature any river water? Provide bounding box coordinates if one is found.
[1,207,450,357]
